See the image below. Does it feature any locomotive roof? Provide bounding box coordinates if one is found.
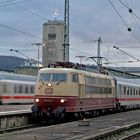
[39,67,113,79]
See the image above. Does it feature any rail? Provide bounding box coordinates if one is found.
[79,122,140,140]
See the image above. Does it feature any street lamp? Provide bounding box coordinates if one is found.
[32,43,44,70]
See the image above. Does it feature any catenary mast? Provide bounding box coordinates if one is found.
[63,0,69,62]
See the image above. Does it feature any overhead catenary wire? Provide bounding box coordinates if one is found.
[108,0,128,27]
[0,0,32,7]
[103,60,140,65]
[6,0,46,21]
[119,0,140,36]
[10,49,38,64]
[108,0,140,44]
[118,0,140,22]
[0,23,42,39]
[71,30,97,42]
[113,46,140,61]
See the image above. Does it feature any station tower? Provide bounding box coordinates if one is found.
[42,0,69,67]
[42,20,65,67]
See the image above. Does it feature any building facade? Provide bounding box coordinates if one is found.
[42,20,66,67]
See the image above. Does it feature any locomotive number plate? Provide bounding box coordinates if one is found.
[45,88,53,94]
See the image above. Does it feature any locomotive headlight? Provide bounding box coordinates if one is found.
[47,83,52,87]
[35,98,39,103]
[60,99,65,103]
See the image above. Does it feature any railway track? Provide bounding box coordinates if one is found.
[0,109,140,140]
[80,122,140,140]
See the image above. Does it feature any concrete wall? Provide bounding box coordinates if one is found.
[0,113,30,130]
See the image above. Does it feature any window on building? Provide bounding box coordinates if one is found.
[48,33,56,40]
[48,26,56,40]
[49,26,56,33]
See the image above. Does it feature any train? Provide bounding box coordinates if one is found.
[0,72,36,104]
[31,65,140,120]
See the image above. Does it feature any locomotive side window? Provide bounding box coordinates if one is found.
[106,79,111,86]
[85,76,92,85]
[14,85,17,93]
[95,78,100,85]
[72,74,78,83]
[2,84,7,93]
[107,88,112,94]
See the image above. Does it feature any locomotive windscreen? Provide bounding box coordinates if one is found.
[37,73,67,82]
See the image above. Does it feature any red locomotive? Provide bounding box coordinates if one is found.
[31,64,140,120]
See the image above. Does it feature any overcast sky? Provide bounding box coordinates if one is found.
[1,0,140,67]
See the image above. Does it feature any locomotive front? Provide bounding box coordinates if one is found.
[31,68,79,120]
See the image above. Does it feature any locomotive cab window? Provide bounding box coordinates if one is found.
[52,73,66,82]
[38,73,51,82]
[38,73,67,82]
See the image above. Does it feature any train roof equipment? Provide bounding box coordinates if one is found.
[47,61,140,79]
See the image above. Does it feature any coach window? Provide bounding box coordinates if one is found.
[25,86,28,93]
[31,86,34,93]
[139,89,140,95]
[127,87,129,95]
[14,85,17,93]
[19,85,22,93]
[72,74,78,83]
[133,88,135,95]
[136,89,138,96]
[130,87,132,95]
[124,86,126,95]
